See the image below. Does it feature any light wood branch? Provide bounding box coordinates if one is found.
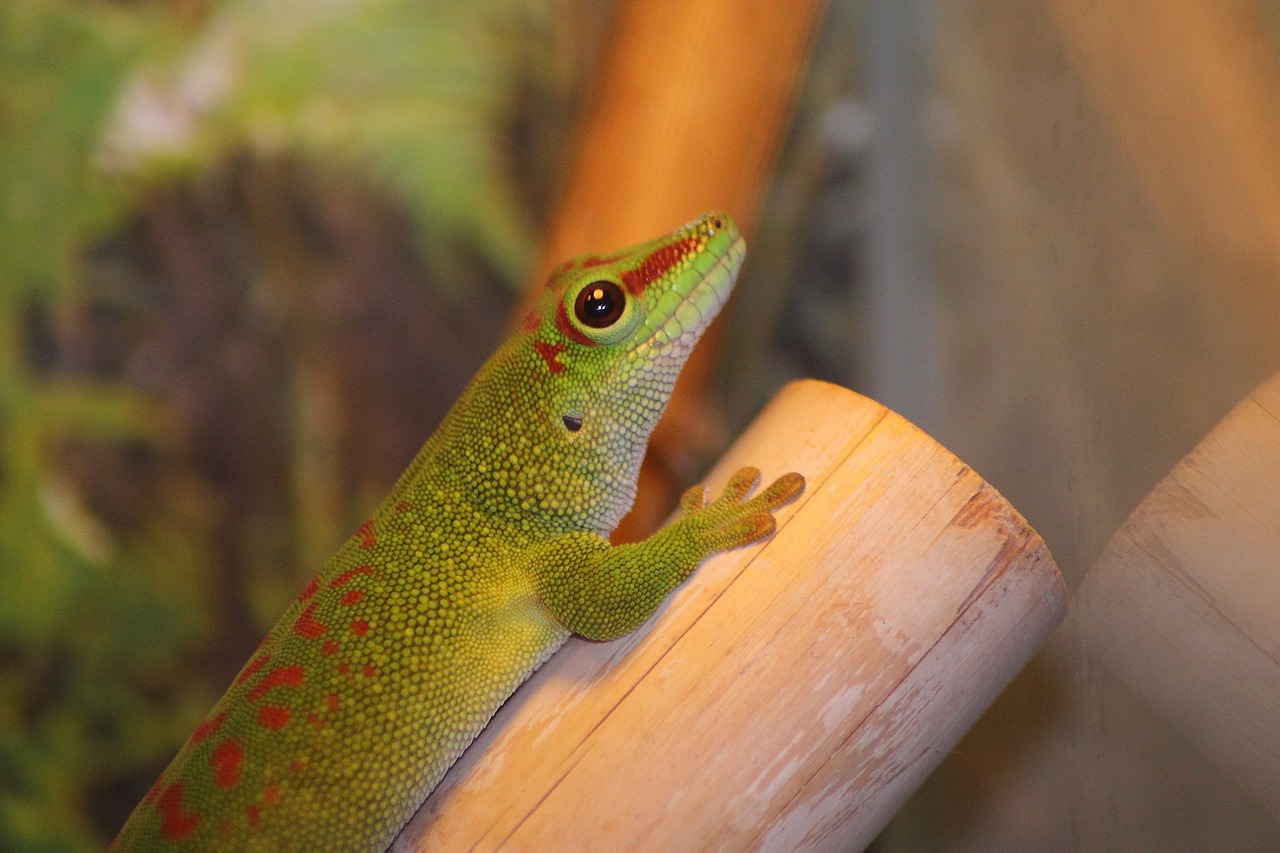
[396,380,1066,850]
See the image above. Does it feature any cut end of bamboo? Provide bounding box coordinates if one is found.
[395,380,1066,851]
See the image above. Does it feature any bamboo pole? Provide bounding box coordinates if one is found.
[395,380,1066,850]
[1078,369,1280,816]
[525,0,826,290]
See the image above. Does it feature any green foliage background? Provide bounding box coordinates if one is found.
[0,1,608,848]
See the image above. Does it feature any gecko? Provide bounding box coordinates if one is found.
[111,211,805,851]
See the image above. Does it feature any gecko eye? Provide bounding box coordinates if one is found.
[574,280,626,328]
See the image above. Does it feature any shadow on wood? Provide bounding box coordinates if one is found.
[1079,369,1280,817]
[394,380,1066,850]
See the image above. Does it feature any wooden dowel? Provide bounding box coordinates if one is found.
[395,380,1066,850]
[1079,369,1280,816]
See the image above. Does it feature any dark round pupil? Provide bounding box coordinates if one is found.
[574,280,625,328]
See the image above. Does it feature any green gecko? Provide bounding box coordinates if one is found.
[111,211,805,851]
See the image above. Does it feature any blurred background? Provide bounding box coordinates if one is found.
[2,0,1279,849]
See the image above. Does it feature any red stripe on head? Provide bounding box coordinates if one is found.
[619,236,698,295]
[534,340,566,374]
[340,589,365,606]
[555,300,597,347]
[580,253,623,269]
[350,619,370,637]
[211,738,245,789]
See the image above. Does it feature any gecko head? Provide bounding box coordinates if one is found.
[450,212,745,530]
[528,211,745,442]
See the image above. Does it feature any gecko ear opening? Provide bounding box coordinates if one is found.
[562,415,584,432]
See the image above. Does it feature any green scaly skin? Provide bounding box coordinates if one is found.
[111,212,805,851]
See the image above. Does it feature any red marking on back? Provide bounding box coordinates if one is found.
[356,519,375,549]
[327,693,340,712]
[142,775,164,806]
[211,738,245,789]
[554,300,597,347]
[340,589,365,606]
[264,783,281,804]
[331,565,374,588]
[322,640,339,656]
[534,339,567,374]
[394,500,409,513]
[157,782,201,840]
[297,576,319,602]
[257,706,291,730]
[191,711,227,745]
[521,312,542,333]
[248,664,304,702]
[246,805,261,827]
[237,651,271,685]
[293,602,328,639]
[290,758,306,773]
[338,663,351,675]
[307,712,324,729]
[351,619,370,637]
[362,664,377,678]
[619,236,697,295]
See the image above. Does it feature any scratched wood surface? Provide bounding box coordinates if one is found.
[1078,369,1280,816]
[887,2,1280,849]
[393,380,1066,850]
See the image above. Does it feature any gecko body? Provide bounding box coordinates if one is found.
[112,212,804,850]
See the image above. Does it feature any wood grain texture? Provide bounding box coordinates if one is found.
[1080,370,1280,815]
[395,380,1066,850]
